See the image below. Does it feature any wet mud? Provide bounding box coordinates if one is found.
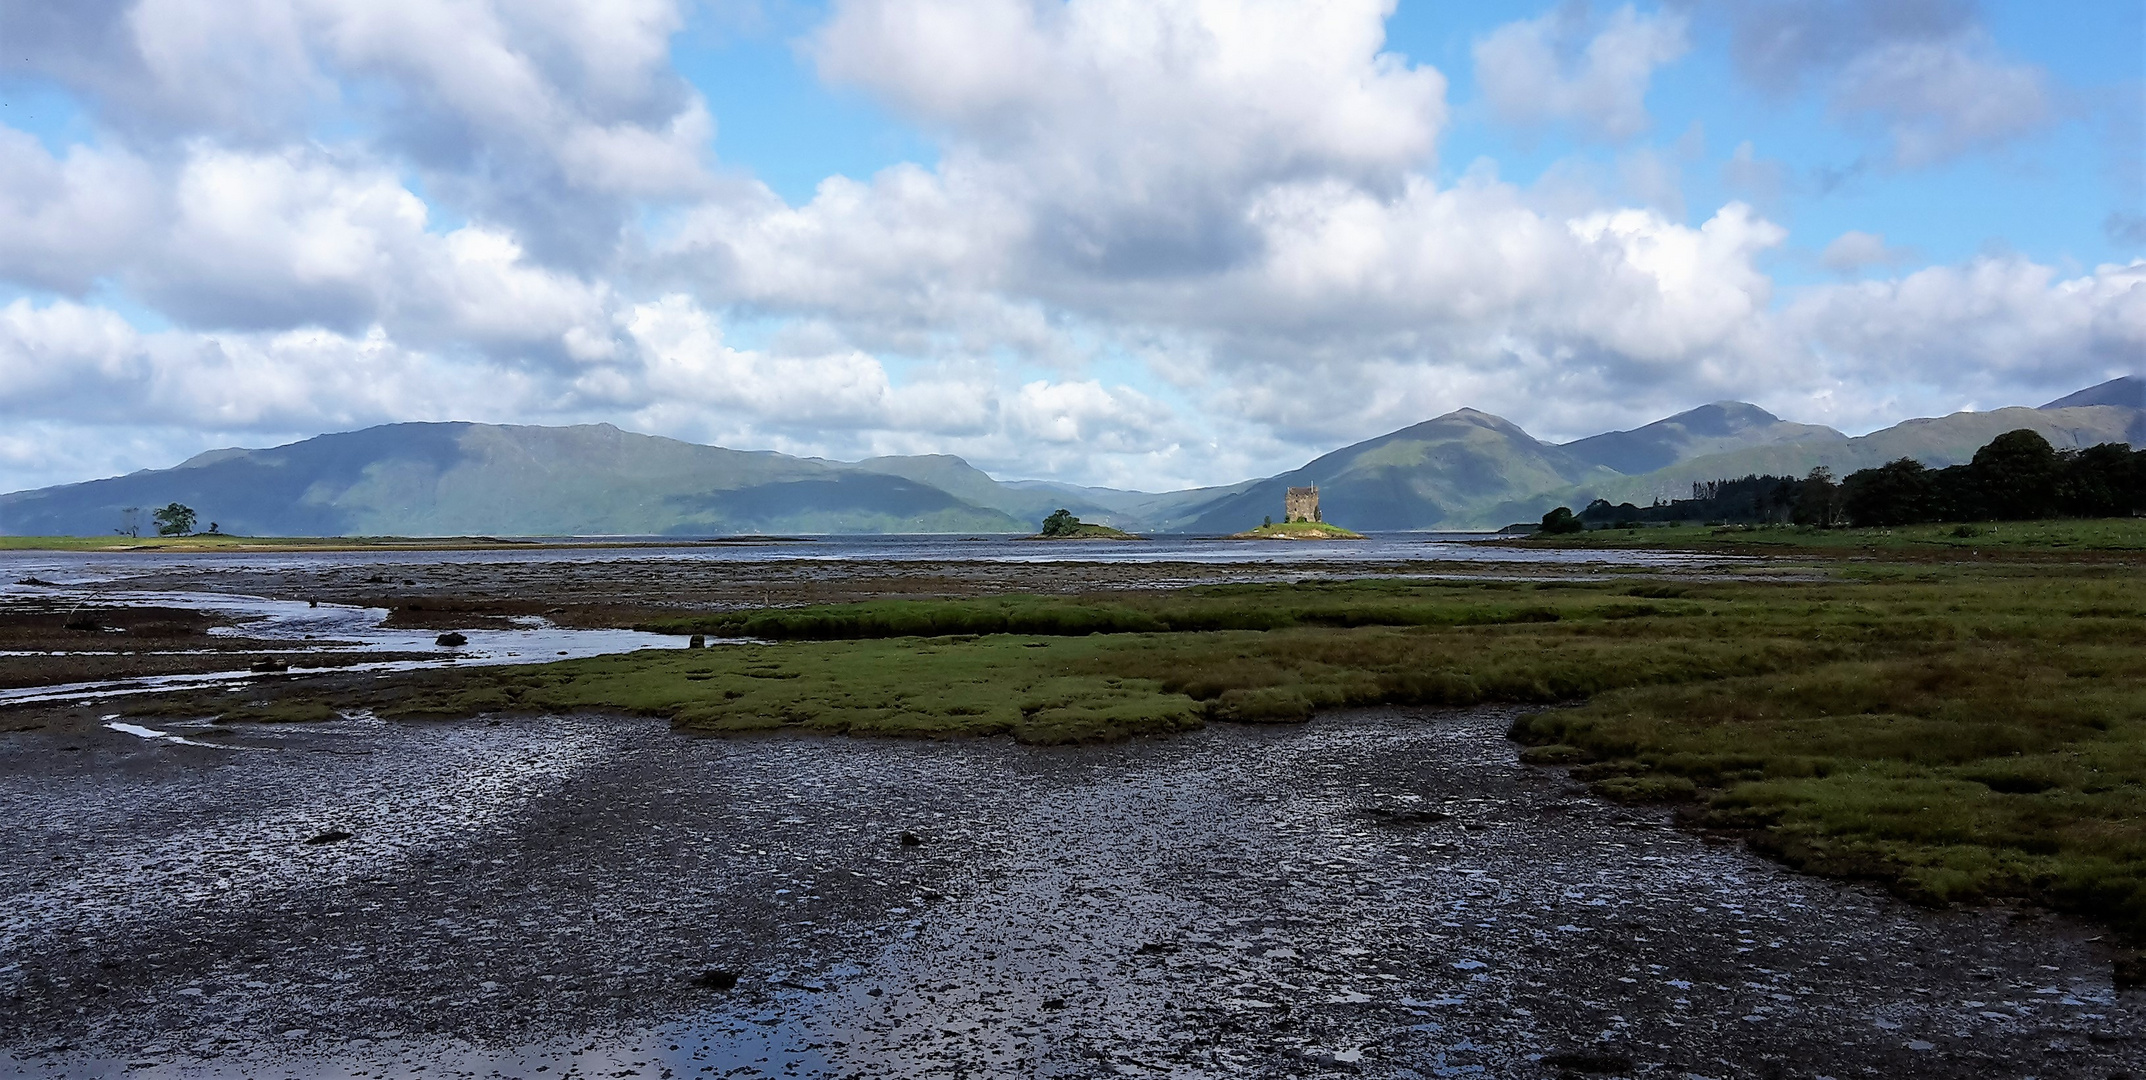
[55,548,1760,633]
[1,708,2136,1078]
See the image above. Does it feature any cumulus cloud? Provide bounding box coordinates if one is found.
[3,0,713,261]
[1763,257,2146,429]
[1473,4,1689,142]
[0,129,160,292]
[0,0,2132,494]
[808,0,1447,277]
[0,135,618,354]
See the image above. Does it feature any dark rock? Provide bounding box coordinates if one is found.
[690,969,739,991]
[688,635,706,649]
[435,632,468,647]
[308,599,319,608]
[1541,1050,1636,1073]
[1363,807,1451,824]
[1134,942,1180,956]
[2116,949,2145,991]
[64,617,100,631]
[898,831,924,847]
[365,574,387,583]
[304,830,352,845]
[14,576,53,586]
[1041,998,1066,1010]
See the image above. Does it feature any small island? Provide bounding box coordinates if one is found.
[1230,485,1365,540]
[1231,520,1365,540]
[1023,508,1144,540]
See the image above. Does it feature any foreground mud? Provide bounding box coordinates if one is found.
[2,708,2136,1079]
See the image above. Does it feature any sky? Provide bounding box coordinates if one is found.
[0,0,2140,494]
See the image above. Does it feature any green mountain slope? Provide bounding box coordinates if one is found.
[1561,402,1845,476]
[1164,409,1624,532]
[849,455,1123,524]
[2043,376,2142,409]
[0,423,1028,537]
[1562,404,2146,510]
[7,380,2136,538]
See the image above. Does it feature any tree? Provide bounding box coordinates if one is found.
[2058,442,2145,518]
[1262,515,1272,528]
[153,503,198,536]
[1039,509,1079,537]
[116,506,141,538]
[1791,468,1841,527]
[1842,458,1936,527]
[1539,506,1584,534]
[1968,429,2060,520]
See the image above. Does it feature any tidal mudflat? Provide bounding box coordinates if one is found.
[2,707,2137,1079]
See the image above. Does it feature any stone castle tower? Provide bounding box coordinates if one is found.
[1284,485,1321,523]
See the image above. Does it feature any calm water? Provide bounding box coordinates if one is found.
[0,534,1738,704]
[0,532,1726,583]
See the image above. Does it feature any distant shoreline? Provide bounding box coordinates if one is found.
[0,534,829,553]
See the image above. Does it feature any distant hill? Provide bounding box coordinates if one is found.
[1560,402,1844,476]
[1162,409,1622,532]
[2043,376,2143,410]
[3,377,2137,537]
[1559,402,2146,510]
[0,423,1029,537]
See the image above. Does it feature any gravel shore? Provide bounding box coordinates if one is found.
[3,706,2136,1078]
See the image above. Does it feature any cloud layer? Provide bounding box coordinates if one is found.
[0,0,2135,494]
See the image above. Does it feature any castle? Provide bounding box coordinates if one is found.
[1284,485,1321,523]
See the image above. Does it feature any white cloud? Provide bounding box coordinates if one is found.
[0,298,537,432]
[5,0,713,261]
[1781,258,2146,395]
[1473,4,1689,142]
[1007,379,1172,450]
[808,0,1447,277]
[0,1,2132,497]
[0,130,161,292]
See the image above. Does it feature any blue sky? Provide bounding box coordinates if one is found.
[678,1,2141,276]
[0,0,2139,493]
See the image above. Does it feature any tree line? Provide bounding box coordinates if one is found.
[1559,429,2146,530]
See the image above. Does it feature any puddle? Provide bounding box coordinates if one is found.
[0,588,694,706]
[102,720,232,749]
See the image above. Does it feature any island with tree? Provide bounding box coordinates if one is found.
[1024,509,1142,540]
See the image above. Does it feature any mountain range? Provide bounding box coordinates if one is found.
[2,377,2138,537]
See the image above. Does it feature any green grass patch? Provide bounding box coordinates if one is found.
[222,563,2146,941]
[1229,521,1366,540]
[1515,516,2146,554]
[1021,522,1142,540]
[643,579,1680,639]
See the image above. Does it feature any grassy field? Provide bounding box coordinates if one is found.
[192,559,2146,941]
[1514,515,2146,554]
